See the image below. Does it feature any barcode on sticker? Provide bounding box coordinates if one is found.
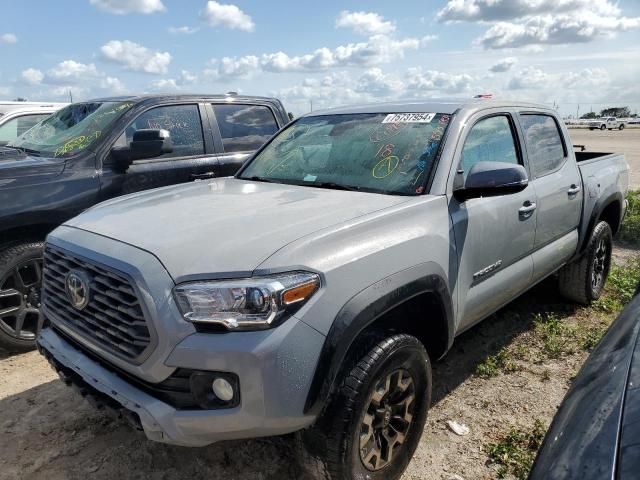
[382,113,435,124]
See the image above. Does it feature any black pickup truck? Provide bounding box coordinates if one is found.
[0,94,289,350]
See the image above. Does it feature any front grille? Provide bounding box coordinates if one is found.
[42,245,151,362]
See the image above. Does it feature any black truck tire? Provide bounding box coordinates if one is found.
[305,334,431,480]
[558,221,612,305]
[0,241,45,351]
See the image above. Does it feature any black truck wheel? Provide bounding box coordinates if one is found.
[600,124,606,130]
[558,221,612,305]
[0,241,45,351]
[305,334,431,480]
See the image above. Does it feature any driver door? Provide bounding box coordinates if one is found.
[100,103,219,198]
[449,111,537,332]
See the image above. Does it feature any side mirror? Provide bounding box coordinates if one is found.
[454,161,528,201]
[130,129,172,160]
[108,129,173,172]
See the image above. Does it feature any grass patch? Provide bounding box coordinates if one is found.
[476,347,521,378]
[594,256,640,313]
[619,190,640,246]
[486,420,547,479]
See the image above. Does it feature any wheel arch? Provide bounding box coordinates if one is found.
[303,262,454,416]
[577,192,623,255]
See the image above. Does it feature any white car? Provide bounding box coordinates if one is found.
[0,101,67,145]
[588,117,626,131]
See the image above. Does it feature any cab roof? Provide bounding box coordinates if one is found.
[306,98,554,117]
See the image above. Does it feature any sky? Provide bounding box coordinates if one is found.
[1,0,639,117]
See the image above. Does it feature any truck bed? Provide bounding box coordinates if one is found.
[575,151,618,163]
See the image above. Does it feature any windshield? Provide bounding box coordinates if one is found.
[9,101,134,157]
[239,112,452,195]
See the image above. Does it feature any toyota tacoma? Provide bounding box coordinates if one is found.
[37,99,629,479]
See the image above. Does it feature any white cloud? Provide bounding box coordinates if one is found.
[168,26,199,34]
[149,70,198,91]
[47,60,100,83]
[21,68,44,85]
[208,35,420,79]
[420,35,438,46]
[354,68,404,97]
[100,40,171,74]
[507,66,550,89]
[438,0,640,48]
[478,13,640,49]
[89,0,165,15]
[100,76,128,94]
[201,1,255,32]
[437,0,620,23]
[405,68,474,93]
[335,11,395,35]
[490,57,518,72]
[1,33,17,44]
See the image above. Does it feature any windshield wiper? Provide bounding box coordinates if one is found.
[308,181,361,192]
[6,146,41,157]
[245,176,277,183]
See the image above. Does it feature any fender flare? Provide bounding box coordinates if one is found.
[303,262,454,416]
[577,191,624,256]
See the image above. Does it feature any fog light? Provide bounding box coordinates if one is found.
[212,377,234,402]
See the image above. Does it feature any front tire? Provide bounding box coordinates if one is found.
[305,334,431,480]
[558,221,612,304]
[600,124,606,130]
[0,241,45,351]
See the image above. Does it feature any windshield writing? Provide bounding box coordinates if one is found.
[9,101,133,157]
[240,112,451,195]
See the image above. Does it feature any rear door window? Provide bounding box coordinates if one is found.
[213,104,279,153]
[519,114,566,177]
[116,104,205,159]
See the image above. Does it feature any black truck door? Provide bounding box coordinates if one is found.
[208,103,281,176]
[100,103,219,197]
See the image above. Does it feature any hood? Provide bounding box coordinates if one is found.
[66,177,411,281]
[0,147,65,182]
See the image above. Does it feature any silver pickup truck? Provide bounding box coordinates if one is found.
[589,117,626,130]
[37,99,629,480]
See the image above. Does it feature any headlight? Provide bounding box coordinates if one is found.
[173,271,320,331]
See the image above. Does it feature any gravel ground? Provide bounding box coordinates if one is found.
[568,128,640,189]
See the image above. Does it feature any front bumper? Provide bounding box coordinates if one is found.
[38,315,324,446]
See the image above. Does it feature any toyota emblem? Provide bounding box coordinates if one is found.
[64,270,91,310]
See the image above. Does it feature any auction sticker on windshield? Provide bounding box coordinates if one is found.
[382,113,435,123]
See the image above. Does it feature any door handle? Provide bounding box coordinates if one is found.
[567,184,581,196]
[519,201,537,217]
[191,171,217,180]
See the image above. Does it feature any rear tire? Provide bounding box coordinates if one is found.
[558,221,612,304]
[600,124,606,130]
[0,241,45,351]
[619,124,625,130]
[304,334,431,480]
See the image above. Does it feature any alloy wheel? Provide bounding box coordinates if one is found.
[591,238,608,291]
[0,258,44,341]
[359,369,416,471]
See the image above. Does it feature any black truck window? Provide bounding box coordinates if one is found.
[213,104,279,153]
[118,104,205,159]
[520,114,566,177]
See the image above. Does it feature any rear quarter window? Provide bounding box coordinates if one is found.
[519,114,566,178]
[213,104,279,153]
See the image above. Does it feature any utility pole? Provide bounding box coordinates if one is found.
[576,104,579,119]
[68,89,73,103]
[309,99,313,112]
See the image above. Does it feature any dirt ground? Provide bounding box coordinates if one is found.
[0,244,637,480]
[568,127,640,189]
